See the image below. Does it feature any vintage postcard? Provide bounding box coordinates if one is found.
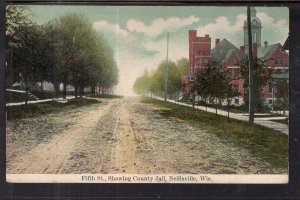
[5,5,289,183]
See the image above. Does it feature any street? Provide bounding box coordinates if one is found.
[6,97,286,174]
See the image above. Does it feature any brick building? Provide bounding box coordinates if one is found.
[183,7,289,106]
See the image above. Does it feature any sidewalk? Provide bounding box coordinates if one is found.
[154,97,288,135]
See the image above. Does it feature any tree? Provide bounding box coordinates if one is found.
[274,78,288,113]
[12,24,49,104]
[5,5,33,87]
[176,57,189,77]
[240,58,271,112]
[194,64,229,115]
[134,58,188,99]
[133,70,150,95]
[49,13,119,98]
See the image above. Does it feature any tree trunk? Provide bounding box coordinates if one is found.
[53,82,60,98]
[25,86,29,105]
[63,74,67,100]
[215,98,218,115]
[91,85,96,96]
[41,81,44,90]
[75,84,78,98]
[79,82,84,98]
[227,97,230,122]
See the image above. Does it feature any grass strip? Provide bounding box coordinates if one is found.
[6,98,100,120]
[142,97,288,170]
[270,119,289,125]
[91,94,123,99]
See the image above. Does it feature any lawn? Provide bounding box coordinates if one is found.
[142,97,288,170]
[270,118,289,125]
[92,94,123,98]
[6,98,100,120]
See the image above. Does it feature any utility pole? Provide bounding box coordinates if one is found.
[247,6,255,124]
[164,32,169,102]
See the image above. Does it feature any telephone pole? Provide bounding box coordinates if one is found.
[164,32,169,102]
[247,6,255,124]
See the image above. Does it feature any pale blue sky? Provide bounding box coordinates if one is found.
[25,6,289,95]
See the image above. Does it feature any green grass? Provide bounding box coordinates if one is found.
[6,91,35,103]
[92,94,123,99]
[270,118,289,125]
[253,114,285,118]
[6,98,100,120]
[142,97,288,169]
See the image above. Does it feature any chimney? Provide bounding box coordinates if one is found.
[205,34,209,38]
[215,39,220,46]
[252,43,258,59]
[264,40,268,47]
[240,46,245,53]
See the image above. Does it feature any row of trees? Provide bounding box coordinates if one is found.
[194,58,288,114]
[133,58,189,99]
[194,64,236,116]
[6,6,119,100]
[134,55,288,116]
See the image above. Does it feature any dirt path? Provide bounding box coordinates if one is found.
[6,97,287,174]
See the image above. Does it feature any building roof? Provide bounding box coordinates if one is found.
[282,36,289,50]
[257,43,280,60]
[211,39,245,64]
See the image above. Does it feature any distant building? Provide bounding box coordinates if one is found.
[184,7,289,106]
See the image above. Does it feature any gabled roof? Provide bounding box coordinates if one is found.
[257,43,280,60]
[282,36,289,51]
[211,39,245,65]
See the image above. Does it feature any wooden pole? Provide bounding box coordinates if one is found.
[247,6,255,124]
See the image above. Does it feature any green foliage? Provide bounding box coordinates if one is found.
[6,9,119,98]
[133,57,188,99]
[240,58,271,112]
[5,6,33,87]
[133,70,151,94]
[273,79,288,111]
[194,64,233,109]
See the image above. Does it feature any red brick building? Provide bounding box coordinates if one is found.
[183,7,289,106]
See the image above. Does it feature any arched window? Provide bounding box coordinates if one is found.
[253,32,257,43]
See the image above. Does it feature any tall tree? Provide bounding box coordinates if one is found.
[194,65,229,115]
[5,5,32,87]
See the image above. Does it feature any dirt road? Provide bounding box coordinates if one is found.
[6,97,286,174]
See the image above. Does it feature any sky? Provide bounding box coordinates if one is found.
[26,6,289,96]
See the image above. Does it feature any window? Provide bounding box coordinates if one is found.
[233,85,240,94]
[253,32,257,43]
[196,58,202,64]
[234,68,240,78]
[275,57,281,64]
[268,99,273,104]
[232,57,236,64]
[269,82,273,94]
[234,98,239,105]
[280,57,283,64]
[228,68,233,79]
